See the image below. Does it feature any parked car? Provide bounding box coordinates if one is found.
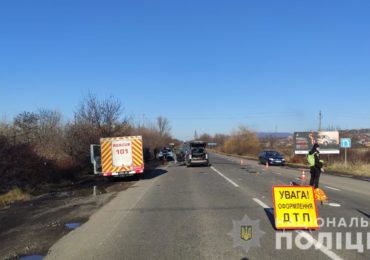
[259,151,285,166]
[158,148,174,161]
[182,141,210,167]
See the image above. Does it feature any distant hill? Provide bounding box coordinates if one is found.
[257,132,292,139]
[339,128,370,134]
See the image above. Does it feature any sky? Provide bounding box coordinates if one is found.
[1,0,370,140]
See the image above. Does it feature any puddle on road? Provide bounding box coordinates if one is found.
[19,255,44,260]
[65,223,81,229]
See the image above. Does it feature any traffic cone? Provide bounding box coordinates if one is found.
[240,159,244,168]
[265,162,269,170]
[300,170,306,181]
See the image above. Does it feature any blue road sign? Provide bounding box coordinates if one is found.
[340,138,351,148]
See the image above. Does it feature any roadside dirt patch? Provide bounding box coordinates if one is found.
[0,162,161,260]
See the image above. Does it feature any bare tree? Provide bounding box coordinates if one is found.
[74,93,124,135]
[13,111,39,144]
[198,133,212,142]
[64,93,130,166]
[32,109,65,160]
[156,116,172,137]
[37,109,62,142]
[214,133,228,147]
[265,134,278,149]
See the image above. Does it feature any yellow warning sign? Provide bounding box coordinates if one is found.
[272,186,319,230]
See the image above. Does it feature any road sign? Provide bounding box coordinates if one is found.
[340,138,351,168]
[272,186,319,230]
[340,138,351,148]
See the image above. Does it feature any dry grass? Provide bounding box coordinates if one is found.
[0,187,31,208]
[213,150,370,178]
[326,162,370,177]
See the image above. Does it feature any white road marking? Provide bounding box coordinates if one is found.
[328,203,341,207]
[325,186,341,191]
[296,231,344,260]
[275,172,282,175]
[253,198,270,209]
[252,198,344,260]
[210,166,239,187]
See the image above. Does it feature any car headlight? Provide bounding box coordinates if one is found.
[269,158,274,161]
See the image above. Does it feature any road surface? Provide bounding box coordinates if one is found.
[46,153,370,260]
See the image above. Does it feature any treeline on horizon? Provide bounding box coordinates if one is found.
[1,93,369,195]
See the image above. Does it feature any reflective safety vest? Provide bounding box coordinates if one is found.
[307,153,315,167]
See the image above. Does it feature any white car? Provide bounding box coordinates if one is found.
[158,148,173,160]
[317,135,337,146]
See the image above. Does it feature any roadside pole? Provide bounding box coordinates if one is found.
[340,138,351,169]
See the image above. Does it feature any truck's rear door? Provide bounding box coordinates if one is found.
[90,144,102,174]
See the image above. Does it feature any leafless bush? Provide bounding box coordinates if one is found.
[222,125,260,156]
[0,135,61,193]
[289,155,307,164]
[64,94,131,167]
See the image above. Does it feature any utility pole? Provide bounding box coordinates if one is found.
[318,111,323,131]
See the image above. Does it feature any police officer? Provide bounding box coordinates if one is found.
[307,143,324,188]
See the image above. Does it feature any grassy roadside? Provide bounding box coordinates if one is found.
[326,162,370,177]
[210,150,370,178]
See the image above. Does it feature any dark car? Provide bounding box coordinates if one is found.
[180,141,210,167]
[259,151,285,166]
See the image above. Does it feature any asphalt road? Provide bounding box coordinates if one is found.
[46,153,370,260]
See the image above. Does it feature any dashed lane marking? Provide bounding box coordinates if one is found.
[325,186,341,191]
[210,166,239,188]
[252,198,270,209]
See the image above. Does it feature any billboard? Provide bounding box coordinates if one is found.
[293,131,340,154]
